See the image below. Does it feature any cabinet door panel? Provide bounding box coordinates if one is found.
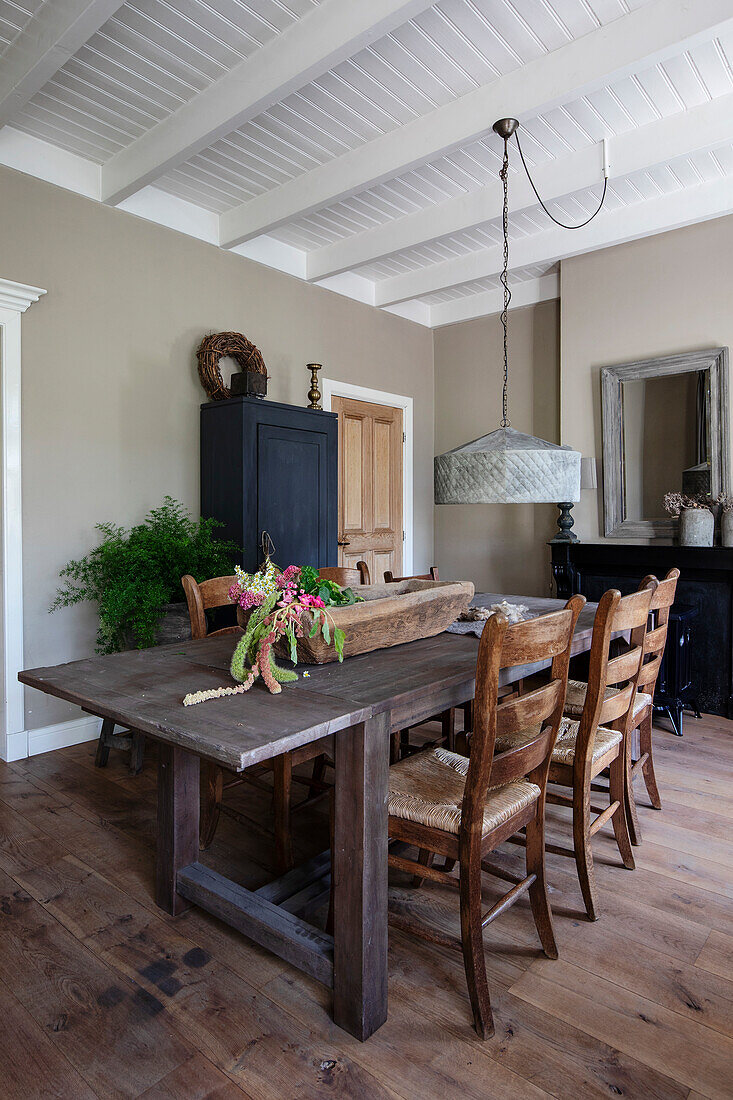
[257,425,327,568]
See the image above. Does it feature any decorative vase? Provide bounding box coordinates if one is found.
[679,508,714,547]
[722,510,733,547]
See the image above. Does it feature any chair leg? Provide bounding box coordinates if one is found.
[640,710,662,810]
[390,731,401,764]
[572,776,600,922]
[305,753,328,801]
[199,762,223,850]
[129,732,145,776]
[609,749,635,871]
[525,804,557,959]
[625,725,642,847]
[412,848,434,887]
[459,851,493,1039]
[326,789,335,936]
[273,753,294,874]
[441,709,456,752]
[94,718,114,768]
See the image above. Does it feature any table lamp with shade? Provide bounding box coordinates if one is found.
[549,457,597,543]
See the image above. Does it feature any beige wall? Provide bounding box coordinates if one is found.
[0,165,433,731]
[561,214,733,540]
[434,300,560,596]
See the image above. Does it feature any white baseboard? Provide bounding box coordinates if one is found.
[2,714,100,762]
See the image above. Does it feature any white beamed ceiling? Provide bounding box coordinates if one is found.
[1,0,732,328]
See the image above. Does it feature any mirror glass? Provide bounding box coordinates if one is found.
[622,371,709,521]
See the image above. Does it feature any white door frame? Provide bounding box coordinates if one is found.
[321,378,413,575]
[0,278,46,762]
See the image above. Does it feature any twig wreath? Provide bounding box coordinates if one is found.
[196,331,267,400]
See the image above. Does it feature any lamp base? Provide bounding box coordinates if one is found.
[549,502,578,543]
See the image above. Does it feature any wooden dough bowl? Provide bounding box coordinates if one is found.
[238,579,474,664]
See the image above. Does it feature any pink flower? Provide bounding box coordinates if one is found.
[237,590,265,611]
[298,593,325,609]
[279,565,301,587]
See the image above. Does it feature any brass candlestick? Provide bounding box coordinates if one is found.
[307,363,322,410]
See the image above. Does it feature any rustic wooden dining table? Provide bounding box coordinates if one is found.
[19,591,598,1042]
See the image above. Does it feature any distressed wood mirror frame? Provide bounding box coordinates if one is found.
[601,347,730,539]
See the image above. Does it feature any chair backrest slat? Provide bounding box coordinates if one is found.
[643,622,668,655]
[597,681,635,726]
[384,566,439,582]
[606,588,655,632]
[499,609,579,667]
[318,562,370,586]
[460,595,585,846]
[606,645,645,687]
[637,656,661,692]
[496,679,564,739]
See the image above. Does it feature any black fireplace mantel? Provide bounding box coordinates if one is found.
[550,541,733,716]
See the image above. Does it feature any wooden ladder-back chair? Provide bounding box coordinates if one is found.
[317,562,370,586]
[383,566,474,761]
[182,573,333,872]
[518,587,652,921]
[623,568,680,844]
[386,595,584,1039]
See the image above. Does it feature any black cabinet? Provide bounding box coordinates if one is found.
[201,396,338,573]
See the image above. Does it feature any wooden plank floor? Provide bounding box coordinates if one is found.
[0,714,732,1099]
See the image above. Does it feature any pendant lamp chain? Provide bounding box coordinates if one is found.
[499,135,511,429]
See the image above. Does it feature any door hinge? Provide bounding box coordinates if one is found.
[402,432,406,443]
[403,530,405,541]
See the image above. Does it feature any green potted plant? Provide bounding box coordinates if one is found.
[51,497,241,653]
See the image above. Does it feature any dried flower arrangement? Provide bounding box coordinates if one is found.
[183,563,363,704]
[663,491,714,516]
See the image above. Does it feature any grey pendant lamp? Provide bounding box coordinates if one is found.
[435,118,586,506]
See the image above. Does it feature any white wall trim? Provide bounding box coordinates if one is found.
[0,277,46,312]
[321,379,414,575]
[4,714,100,763]
[0,278,46,762]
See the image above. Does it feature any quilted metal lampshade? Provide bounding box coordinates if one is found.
[434,116,591,509]
[435,426,581,504]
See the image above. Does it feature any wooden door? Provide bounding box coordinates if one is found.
[332,396,403,582]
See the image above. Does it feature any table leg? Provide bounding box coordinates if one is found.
[157,744,200,915]
[333,711,389,1041]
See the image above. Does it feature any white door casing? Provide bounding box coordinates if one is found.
[0,278,46,761]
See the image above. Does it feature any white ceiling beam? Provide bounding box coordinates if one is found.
[374,95,733,304]
[101,0,435,206]
[375,172,733,308]
[308,93,733,282]
[429,273,559,329]
[0,0,125,126]
[219,0,733,249]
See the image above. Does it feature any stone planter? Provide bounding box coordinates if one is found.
[722,510,733,547]
[124,601,191,649]
[679,508,714,547]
